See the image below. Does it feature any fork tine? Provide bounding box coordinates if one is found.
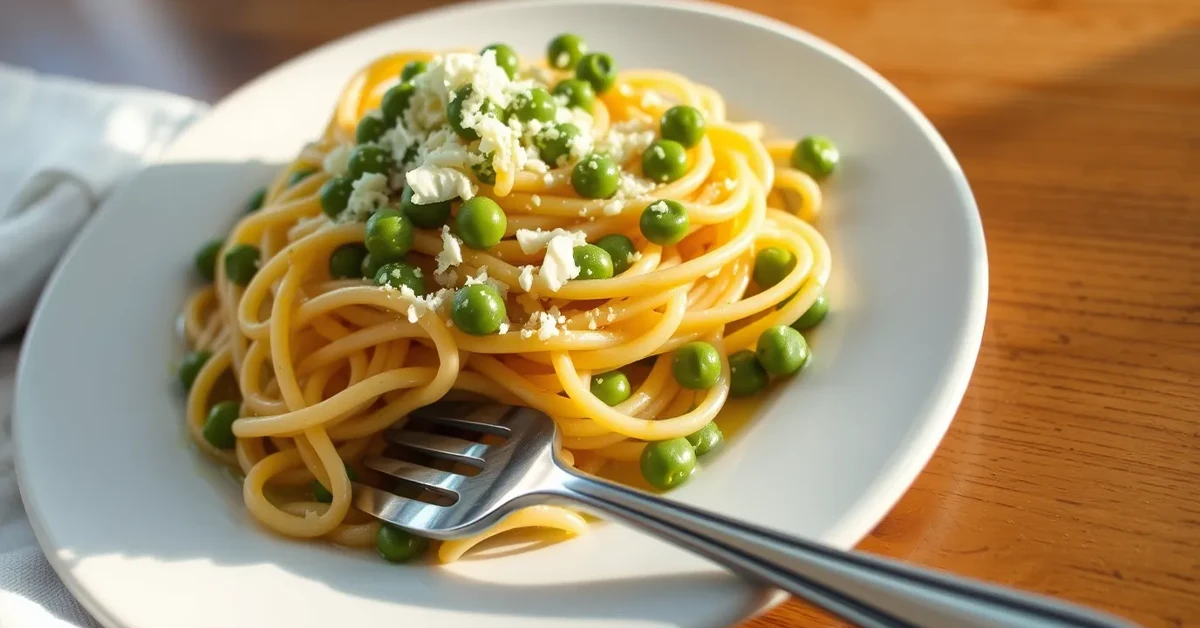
[384,430,489,466]
[353,483,450,533]
[364,455,471,495]
[407,402,515,437]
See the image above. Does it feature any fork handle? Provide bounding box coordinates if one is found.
[551,469,1135,628]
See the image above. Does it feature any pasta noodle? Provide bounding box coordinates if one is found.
[179,38,834,564]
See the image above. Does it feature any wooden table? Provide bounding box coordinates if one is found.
[3,0,1198,626]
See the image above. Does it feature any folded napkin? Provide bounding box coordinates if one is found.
[0,63,207,627]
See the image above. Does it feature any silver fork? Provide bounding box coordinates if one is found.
[354,402,1135,628]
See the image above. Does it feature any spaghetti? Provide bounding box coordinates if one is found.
[180,35,835,564]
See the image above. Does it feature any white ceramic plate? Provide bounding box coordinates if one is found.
[15,1,986,626]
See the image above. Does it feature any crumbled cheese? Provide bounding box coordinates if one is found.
[416,129,470,168]
[344,172,390,220]
[602,199,623,216]
[530,194,541,207]
[539,234,581,292]
[478,116,525,178]
[515,228,588,254]
[567,132,595,163]
[322,144,352,176]
[524,158,549,174]
[597,119,656,164]
[464,266,510,300]
[647,199,670,215]
[517,265,536,292]
[406,165,476,204]
[606,307,617,322]
[401,287,455,323]
[380,126,416,163]
[407,86,447,131]
[723,178,737,190]
[498,322,510,334]
[522,306,569,341]
[618,173,656,198]
[435,225,464,275]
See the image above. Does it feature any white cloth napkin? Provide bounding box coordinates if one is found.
[0,63,207,627]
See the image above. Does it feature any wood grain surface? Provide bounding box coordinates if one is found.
[2,1,1198,626]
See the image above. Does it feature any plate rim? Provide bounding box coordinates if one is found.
[14,1,988,626]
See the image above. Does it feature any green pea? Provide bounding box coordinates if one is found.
[671,341,721,390]
[319,176,354,219]
[729,350,768,397]
[365,208,414,262]
[312,463,358,504]
[575,52,617,93]
[641,139,688,183]
[472,153,496,185]
[456,197,508,250]
[547,33,586,69]
[510,87,557,123]
[245,187,267,213]
[571,153,620,199]
[328,243,368,279]
[451,284,507,335]
[288,169,315,186]
[361,253,385,280]
[482,43,520,79]
[790,135,839,180]
[202,401,239,449]
[377,523,429,563]
[756,325,809,376]
[223,243,260,285]
[178,350,212,390]
[686,422,723,456]
[375,261,426,296]
[595,234,636,274]
[573,244,614,280]
[792,293,830,330]
[355,115,387,144]
[660,105,706,148]
[400,60,428,82]
[590,370,631,406]
[552,79,596,112]
[448,85,499,141]
[639,199,689,245]
[381,82,415,125]
[348,145,394,179]
[400,186,452,229]
[195,239,222,282]
[535,123,581,167]
[640,437,696,490]
[753,247,796,288]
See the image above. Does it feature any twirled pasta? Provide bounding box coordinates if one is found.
[180,42,833,564]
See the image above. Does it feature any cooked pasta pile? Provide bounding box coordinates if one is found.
[179,34,835,564]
